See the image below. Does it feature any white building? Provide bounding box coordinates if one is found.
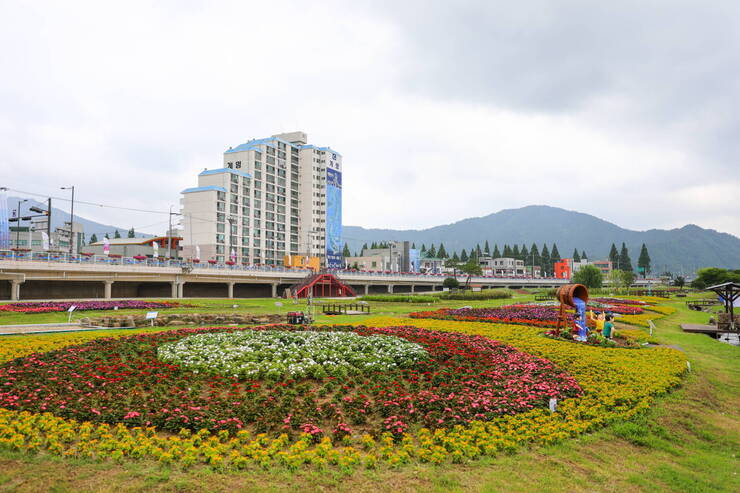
[180,131,343,267]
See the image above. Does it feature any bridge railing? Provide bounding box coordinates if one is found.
[0,250,568,283]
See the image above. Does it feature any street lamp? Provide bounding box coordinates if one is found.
[60,186,75,256]
[14,199,28,250]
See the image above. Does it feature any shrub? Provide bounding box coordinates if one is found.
[442,277,460,289]
[358,295,439,303]
[437,289,513,301]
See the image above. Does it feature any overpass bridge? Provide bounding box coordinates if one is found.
[0,251,573,301]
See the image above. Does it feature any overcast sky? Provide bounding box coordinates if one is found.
[1,0,738,237]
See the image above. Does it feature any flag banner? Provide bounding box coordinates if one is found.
[195,245,201,260]
[103,237,110,255]
[153,241,159,257]
[0,190,9,250]
[41,232,49,251]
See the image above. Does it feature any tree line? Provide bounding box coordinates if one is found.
[343,239,653,277]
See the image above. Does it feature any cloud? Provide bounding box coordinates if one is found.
[0,0,738,238]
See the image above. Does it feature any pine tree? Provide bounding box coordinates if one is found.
[460,249,468,262]
[342,243,351,257]
[104,233,110,239]
[541,244,551,276]
[127,227,135,238]
[521,244,529,262]
[492,245,501,258]
[438,243,448,258]
[475,244,482,257]
[371,242,378,249]
[470,248,477,260]
[573,249,581,262]
[511,244,520,260]
[484,240,490,255]
[530,243,540,267]
[361,242,368,252]
[619,242,634,272]
[114,230,121,239]
[503,244,512,257]
[452,251,460,262]
[411,242,416,249]
[90,233,98,244]
[550,243,561,264]
[428,244,437,258]
[637,243,651,276]
[581,250,587,260]
[420,244,426,253]
[608,243,619,267]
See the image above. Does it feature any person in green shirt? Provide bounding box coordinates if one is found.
[603,314,615,339]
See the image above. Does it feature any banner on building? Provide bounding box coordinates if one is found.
[0,190,9,250]
[152,241,159,257]
[103,237,110,255]
[325,167,342,269]
[41,232,49,251]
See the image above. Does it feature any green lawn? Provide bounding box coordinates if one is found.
[0,295,737,492]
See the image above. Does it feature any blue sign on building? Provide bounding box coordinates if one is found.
[325,167,342,269]
[0,190,9,250]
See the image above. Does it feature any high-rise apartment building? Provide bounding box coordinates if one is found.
[180,131,343,267]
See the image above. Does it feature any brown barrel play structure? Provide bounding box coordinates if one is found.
[554,284,589,332]
[556,284,589,307]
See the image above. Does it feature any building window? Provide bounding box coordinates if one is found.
[216,234,225,243]
[217,191,225,201]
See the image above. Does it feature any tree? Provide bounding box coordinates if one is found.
[572,249,581,263]
[114,230,121,239]
[520,244,529,261]
[541,244,551,276]
[550,243,561,264]
[104,233,110,239]
[572,264,603,288]
[451,251,460,262]
[484,240,490,256]
[127,227,135,238]
[492,245,501,258]
[619,242,633,272]
[437,243,448,259]
[673,276,685,289]
[512,244,520,260]
[459,258,483,288]
[342,243,351,257]
[411,243,416,249]
[469,248,477,261]
[475,243,482,257]
[427,244,437,258]
[530,243,540,268]
[608,269,635,293]
[89,233,98,244]
[608,243,619,268]
[637,243,651,277]
[581,250,587,260]
[420,244,426,253]
[371,241,378,249]
[503,244,512,257]
[691,268,740,289]
[443,276,460,289]
[460,249,469,262]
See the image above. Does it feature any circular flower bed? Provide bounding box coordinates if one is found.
[157,330,429,380]
[0,325,581,437]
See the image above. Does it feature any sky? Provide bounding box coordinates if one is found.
[1,0,739,237]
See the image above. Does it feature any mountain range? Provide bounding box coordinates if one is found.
[7,196,151,240]
[343,205,740,275]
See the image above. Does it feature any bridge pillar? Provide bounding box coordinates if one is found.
[171,281,178,298]
[410,285,415,293]
[364,284,370,295]
[177,282,185,299]
[387,284,394,293]
[227,282,235,299]
[271,283,278,298]
[103,280,113,300]
[10,280,23,301]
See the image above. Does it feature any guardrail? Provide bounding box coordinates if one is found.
[0,250,568,284]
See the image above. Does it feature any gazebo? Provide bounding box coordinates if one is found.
[706,282,740,331]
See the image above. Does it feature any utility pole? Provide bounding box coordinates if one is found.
[47,198,52,242]
[61,186,75,256]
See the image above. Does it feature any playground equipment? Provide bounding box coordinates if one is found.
[555,284,589,340]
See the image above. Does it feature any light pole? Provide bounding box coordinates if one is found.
[14,199,28,250]
[60,186,75,256]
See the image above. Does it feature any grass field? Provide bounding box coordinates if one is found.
[0,295,737,492]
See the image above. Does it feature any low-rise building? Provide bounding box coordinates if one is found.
[590,260,613,274]
[479,257,527,276]
[86,236,182,258]
[9,221,84,253]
